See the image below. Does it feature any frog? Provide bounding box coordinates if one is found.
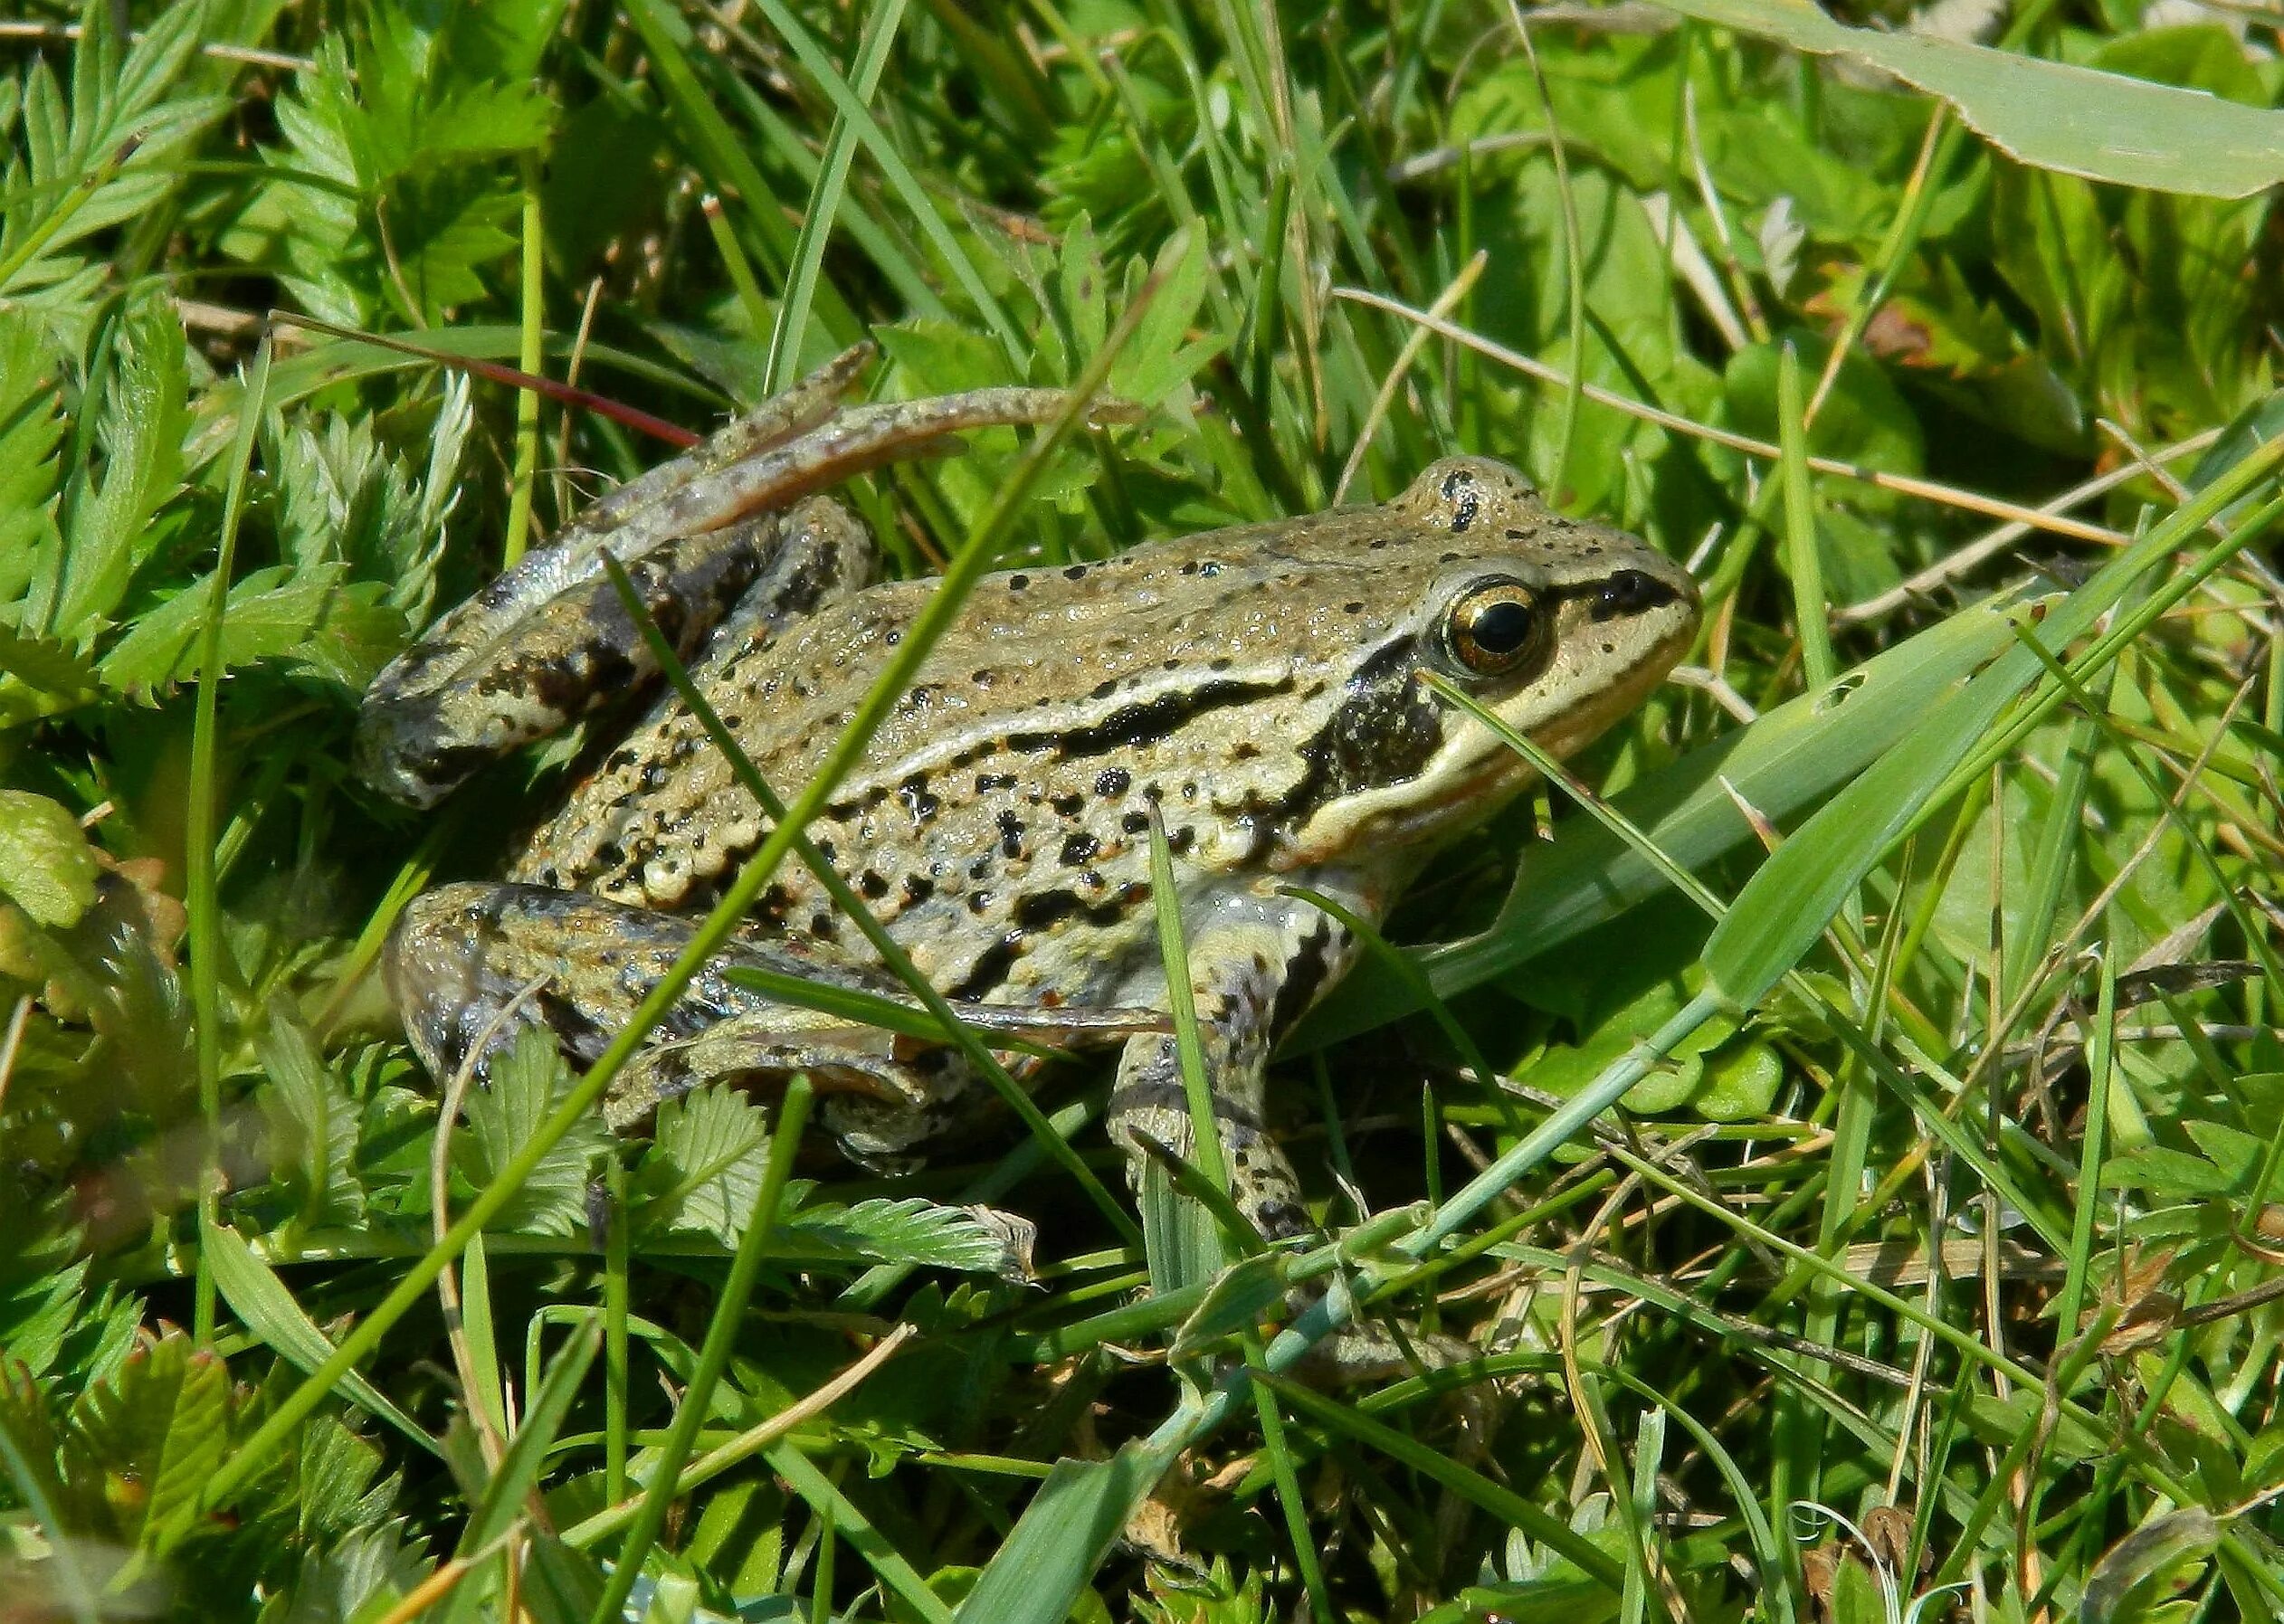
[357,346,1699,1264]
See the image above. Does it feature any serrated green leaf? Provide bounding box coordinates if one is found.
[630,1083,773,1246]
[784,1197,1035,1278]
[0,304,65,596]
[0,626,100,699]
[455,1025,609,1238]
[255,1010,366,1233]
[1108,229,1223,406]
[43,295,186,639]
[0,1,224,300]
[98,561,351,694]
[289,1418,401,1545]
[60,1332,230,1555]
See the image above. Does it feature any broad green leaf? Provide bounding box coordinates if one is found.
[0,788,98,928]
[1169,1254,1288,1361]
[2082,1509,2218,1623]
[1647,0,2284,198]
[954,1440,1178,1624]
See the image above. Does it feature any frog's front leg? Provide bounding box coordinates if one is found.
[1105,884,1364,1249]
[1106,878,1469,1381]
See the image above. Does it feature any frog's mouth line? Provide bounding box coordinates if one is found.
[1524,624,1696,763]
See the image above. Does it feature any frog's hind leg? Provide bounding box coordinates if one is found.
[357,485,882,808]
[386,881,1153,1162]
[357,348,1135,808]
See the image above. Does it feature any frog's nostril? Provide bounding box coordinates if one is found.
[1592,568,1683,621]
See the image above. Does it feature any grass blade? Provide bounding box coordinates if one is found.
[1704,428,2284,1007]
[187,333,269,1345]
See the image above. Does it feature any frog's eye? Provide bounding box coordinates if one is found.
[1442,580,1552,679]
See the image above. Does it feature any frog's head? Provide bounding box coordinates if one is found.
[1284,456,1700,864]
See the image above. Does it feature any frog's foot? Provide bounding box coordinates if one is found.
[357,347,1137,807]
[385,882,1155,1156]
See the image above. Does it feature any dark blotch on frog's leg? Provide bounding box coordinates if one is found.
[359,496,876,809]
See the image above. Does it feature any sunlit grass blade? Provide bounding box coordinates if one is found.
[952,1441,1182,1624]
[765,0,906,391]
[1138,806,1238,1294]
[768,1440,954,1624]
[188,332,270,1344]
[1256,1371,1626,1591]
[1705,425,2284,1008]
[442,1315,601,1622]
[587,1078,813,1623]
[743,0,1023,362]
[199,1216,437,1457]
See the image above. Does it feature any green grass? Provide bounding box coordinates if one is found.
[1,0,2281,1619]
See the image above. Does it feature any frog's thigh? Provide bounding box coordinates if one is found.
[1106,908,1354,1245]
[384,880,957,1134]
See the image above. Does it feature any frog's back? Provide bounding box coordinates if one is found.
[514,509,1402,912]
[509,456,1697,1011]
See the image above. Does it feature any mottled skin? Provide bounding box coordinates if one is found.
[359,350,1699,1254]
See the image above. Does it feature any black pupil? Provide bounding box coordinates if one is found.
[1467,597,1536,656]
